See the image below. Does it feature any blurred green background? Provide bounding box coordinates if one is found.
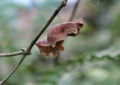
[0,0,120,85]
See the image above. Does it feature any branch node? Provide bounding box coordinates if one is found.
[63,0,67,6]
[21,48,31,55]
[20,48,26,52]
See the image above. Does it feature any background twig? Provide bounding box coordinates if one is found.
[0,0,68,85]
[69,0,80,21]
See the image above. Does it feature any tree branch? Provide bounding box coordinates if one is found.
[0,0,68,85]
[69,0,80,21]
[0,49,29,57]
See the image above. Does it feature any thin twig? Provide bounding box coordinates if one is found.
[0,51,23,57]
[0,49,29,57]
[69,0,80,21]
[0,0,68,85]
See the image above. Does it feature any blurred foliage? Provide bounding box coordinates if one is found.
[0,0,120,85]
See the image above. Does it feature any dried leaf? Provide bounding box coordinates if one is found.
[35,18,84,57]
[36,40,63,57]
[47,18,83,47]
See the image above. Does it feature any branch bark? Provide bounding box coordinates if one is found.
[0,0,68,85]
